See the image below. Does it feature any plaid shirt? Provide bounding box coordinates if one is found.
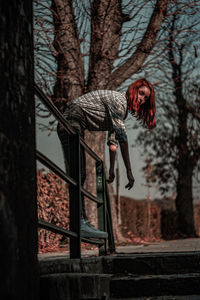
[65,90,128,146]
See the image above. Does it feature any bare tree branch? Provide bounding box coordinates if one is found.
[107,0,170,89]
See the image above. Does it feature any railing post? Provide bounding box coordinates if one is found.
[105,181,115,253]
[96,161,107,255]
[69,133,81,259]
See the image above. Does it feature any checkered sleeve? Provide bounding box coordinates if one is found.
[107,93,128,144]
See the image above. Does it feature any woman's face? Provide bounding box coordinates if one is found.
[137,85,150,106]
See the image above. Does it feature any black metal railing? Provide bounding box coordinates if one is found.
[35,84,115,258]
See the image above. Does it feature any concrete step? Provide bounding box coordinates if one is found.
[39,251,200,299]
[110,273,200,298]
[104,252,200,276]
[40,272,112,300]
[39,252,200,276]
[39,255,104,275]
[39,271,200,300]
[110,296,200,300]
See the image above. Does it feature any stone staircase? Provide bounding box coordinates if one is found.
[39,251,200,299]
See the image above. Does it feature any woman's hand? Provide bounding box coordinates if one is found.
[125,169,135,190]
[107,168,115,183]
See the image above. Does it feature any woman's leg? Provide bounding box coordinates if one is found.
[57,121,87,219]
[57,121,108,239]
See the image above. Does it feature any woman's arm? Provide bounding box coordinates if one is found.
[107,144,117,183]
[119,141,135,190]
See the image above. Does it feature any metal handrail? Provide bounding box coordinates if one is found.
[35,83,115,258]
[36,150,77,186]
[38,219,78,238]
[35,84,75,135]
[37,150,102,204]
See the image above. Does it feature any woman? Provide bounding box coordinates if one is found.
[57,78,156,239]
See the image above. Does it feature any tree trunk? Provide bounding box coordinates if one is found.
[175,103,196,236]
[85,0,125,240]
[85,0,169,240]
[169,20,196,236]
[176,163,196,236]
[0,1,39,299]
[51,0,84,109]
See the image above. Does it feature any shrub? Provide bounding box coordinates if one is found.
[37,169,69,252]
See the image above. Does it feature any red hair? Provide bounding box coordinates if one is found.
[126,78,156,130]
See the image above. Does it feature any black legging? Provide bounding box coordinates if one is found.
[57,122,87,219]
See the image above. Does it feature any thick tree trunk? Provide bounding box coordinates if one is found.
[88,0,124,89]
[85,0,125,240]
[169,21,196,236]
[85,0,169,240]
[175,101,196,236]
[51,0,84,109]
[175,119,196,236]
[0,1,39,299]
[176,163,196,236]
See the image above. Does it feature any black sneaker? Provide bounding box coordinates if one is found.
[80,219,108,239]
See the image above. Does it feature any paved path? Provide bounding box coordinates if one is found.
[116,238,200,254]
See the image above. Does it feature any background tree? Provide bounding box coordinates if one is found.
[137,3,200,236]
